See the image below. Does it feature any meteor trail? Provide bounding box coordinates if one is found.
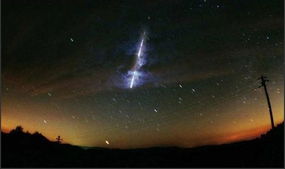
[137,38,144,59]
[130,71,136,88]
[129,32,146,89]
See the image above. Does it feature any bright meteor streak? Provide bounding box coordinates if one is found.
[137,39,144,58]
[129,32,146,89]
[130,71,136,88]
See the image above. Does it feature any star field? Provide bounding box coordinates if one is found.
[2,0,284,148]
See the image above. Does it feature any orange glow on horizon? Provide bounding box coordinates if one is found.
[1,81,283,148]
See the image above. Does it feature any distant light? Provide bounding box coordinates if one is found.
[105,140,109,145]
[70,38,74,42]
[43,120,48,124]
[179,84,183,88]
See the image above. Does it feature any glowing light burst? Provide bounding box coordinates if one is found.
[128,32,147,89]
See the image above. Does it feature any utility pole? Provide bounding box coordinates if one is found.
[258,75,275,129]
[56,136,63,144]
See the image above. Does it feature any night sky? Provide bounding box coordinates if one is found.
[2,0,284,148]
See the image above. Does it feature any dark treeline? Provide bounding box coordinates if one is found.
[2,123,284,167]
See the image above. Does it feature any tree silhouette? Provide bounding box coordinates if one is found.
[10,125,24,134]
[15,126,23,132]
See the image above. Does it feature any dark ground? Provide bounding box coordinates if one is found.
[2,123,284,168]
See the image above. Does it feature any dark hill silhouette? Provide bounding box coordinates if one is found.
[2,123,284,167]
